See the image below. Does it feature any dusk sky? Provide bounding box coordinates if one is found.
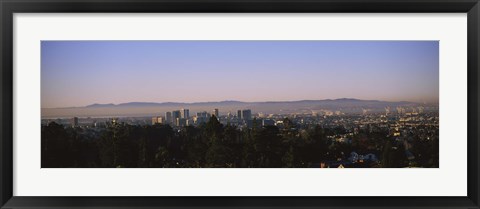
[41,41,439,108]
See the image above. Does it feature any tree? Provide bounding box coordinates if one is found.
[205,115,223,140]
[205,142,233,167]
[154,146,170,167]
[282,146,295,168]
[42,122,74,167]
[381,139,408,168]
[381,140,393,167]
[254,126,283,167]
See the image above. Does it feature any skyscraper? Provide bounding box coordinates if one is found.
[237,110,242,120]
[213,108,219,117]
[181,108,190,119]
[172,110,181,125]
[242,109,252,120]
[165,112,172,124]
[71,117,79,127]
[176,118,186,127]
[196,111,209,124]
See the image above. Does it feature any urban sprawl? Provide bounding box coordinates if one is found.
[41,106,439,168]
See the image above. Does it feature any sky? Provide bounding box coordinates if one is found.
[41,41,439,108]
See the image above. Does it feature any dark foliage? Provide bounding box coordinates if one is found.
[41,116,439,168]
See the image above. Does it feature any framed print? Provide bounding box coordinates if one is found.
[1,0,479,208]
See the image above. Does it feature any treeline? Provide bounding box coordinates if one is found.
[41,116,439,168]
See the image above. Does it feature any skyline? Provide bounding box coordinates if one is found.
[51,97,430,109]
[42,98,432,119]
[41,41,439,108]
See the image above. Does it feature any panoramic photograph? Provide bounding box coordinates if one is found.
[41,41,439,168]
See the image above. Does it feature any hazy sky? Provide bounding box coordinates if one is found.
[41,41,439,108]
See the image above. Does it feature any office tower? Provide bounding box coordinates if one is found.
[182,108,190,119]
[237,110,242,120]
[242,109,252,120]
[195,111,209,124]
[176,118,186,127]
[213,108,219,117]
[152,116,163,125]
[71,117,79,127]
[172,110,181,125]
[165,112,172,124]
[152,117,157,125]
[197,111,208,118]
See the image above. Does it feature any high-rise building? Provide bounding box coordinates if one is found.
[197,111,209,118]
[176,118,186,127]
[181,108,190,119]
[242,109,252,120]
[196,111,210,124]
[152,117,157,125]
[152,116,164,125]
[165,112,172,124]
[71,117,79,127]
[172,110,181,125]
[237,110,242,119]
[213,108,219,117]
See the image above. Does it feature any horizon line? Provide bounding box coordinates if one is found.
[42,97,439,109]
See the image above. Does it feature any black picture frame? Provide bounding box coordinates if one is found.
[1,0,479,208]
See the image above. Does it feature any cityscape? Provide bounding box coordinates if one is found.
[41,41,439,168]
[42,99,439,168]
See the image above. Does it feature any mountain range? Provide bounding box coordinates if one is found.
[42,98,436,118]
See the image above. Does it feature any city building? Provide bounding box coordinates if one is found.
[262,119,275,126]
[172,110,181,124]
[242,109,252,120]
[181,108,190,119]
[152,117,157,125]
[237,110,242,120]
[176,118,186,127]
[213,108,219,117]
[194,111,210,124]
[165,112,172,124]
[152,116,164,125]
[71,117,79,127]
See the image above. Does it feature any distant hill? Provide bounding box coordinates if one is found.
[85,103,116,108]
[83,100,247,108]
[82,99,413,108]
[42,99,435,118]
